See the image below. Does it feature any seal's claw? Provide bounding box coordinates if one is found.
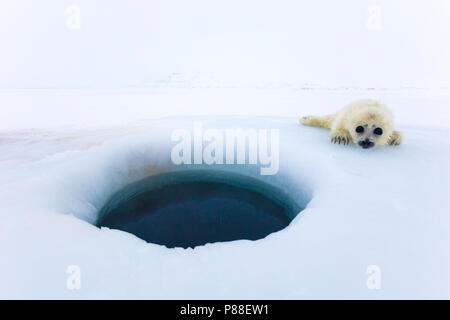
[330,130,352,147]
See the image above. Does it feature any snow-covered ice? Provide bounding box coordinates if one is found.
[1,88,449,299]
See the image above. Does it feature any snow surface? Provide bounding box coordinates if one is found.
[1,95,449,299]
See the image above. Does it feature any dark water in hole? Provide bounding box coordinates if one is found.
[97,171,299,248]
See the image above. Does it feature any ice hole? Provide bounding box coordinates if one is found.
[97,170,303,248]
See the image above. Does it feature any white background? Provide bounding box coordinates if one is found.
[0,0,449,89]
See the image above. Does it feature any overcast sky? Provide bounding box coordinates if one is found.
[0,0,449,89]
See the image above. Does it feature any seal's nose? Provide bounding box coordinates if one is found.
[358,139,374,149]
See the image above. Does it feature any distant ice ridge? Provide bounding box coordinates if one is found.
[1,86,450,131]
[137,72,450,90]
[0,116,449,299]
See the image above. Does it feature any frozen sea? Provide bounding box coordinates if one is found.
[0,87,449,299]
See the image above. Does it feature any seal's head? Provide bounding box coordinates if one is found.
[348,107,393,149]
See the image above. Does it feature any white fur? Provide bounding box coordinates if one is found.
[300,99,402,148]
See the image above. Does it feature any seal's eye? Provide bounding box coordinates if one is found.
[355,126,364,133]
[374,127,383,135]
